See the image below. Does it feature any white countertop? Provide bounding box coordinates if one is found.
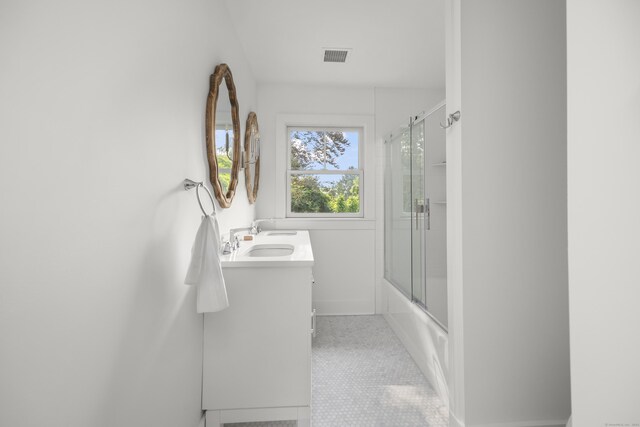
[220,230,315,268]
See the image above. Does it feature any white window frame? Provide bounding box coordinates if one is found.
[286,126,363,218]
[276,114,375,221]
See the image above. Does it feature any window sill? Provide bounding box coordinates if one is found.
[267,218,375,230]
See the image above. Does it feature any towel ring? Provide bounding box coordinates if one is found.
[184,179,216,216]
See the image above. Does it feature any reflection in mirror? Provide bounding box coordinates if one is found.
[244,112,260,204]
[206,63,240,208]
[215,82,233,195]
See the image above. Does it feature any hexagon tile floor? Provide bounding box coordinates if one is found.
[311,315,448,427]
[225,315,448,427]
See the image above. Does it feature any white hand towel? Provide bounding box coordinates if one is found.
[185,215,229,313]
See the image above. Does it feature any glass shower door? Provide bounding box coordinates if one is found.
[410,118,426,307]
[422,105,448,328]
[384,127,412,297]
[410,106,447,328]
[384,104,447,330]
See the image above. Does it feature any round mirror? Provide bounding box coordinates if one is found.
[244,112,260,204]
[205,63,241,208]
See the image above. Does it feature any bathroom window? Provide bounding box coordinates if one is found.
[286,126,363,217]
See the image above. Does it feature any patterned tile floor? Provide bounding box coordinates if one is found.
[312,315,448,427]
[225,315,448,427]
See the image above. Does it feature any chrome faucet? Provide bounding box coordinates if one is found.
[223,227,253,254]
[222,237,240,255]
[251,218,275,234]
[230,227,253,242]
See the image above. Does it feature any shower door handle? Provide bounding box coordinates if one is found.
[415,199,425,230]
[426,198,430,231]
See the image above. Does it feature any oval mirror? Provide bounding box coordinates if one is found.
[244,112,260,204]
[206,63,241,208]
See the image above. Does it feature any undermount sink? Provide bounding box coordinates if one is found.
[220,230,313,267]
[246,244,295,257]
[265,231,298,236]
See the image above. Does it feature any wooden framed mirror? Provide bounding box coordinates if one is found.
[244,112,260,204]
[205,63,241,208]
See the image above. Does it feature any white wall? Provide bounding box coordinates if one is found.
[445,1,465,423]
[256,84,375,314]
[567,1,640,425]
[0,1,256,426]
[256,84,444,315]
[447,1,570,426]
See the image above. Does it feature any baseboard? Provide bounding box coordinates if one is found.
[447,406,567,427]
[205,407,307,427]
[428,408,566,427]
[313,299,375,315]
[473,420,567,427]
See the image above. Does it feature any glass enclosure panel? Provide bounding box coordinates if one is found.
[383,104,448,330]
[410,119,426,307]
[423,106,448,328]
[384,128,412,297]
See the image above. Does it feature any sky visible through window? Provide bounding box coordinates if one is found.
[336,131,359,167]
[302,130,358,184]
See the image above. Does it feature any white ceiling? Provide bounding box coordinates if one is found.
[223,0,445,89]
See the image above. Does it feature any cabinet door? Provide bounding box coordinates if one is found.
[202,267,312,410]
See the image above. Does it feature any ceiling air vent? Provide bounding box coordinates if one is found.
[323,48,351,63]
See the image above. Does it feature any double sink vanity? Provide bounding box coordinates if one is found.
[203,230,315,427]
[196,63,314,425]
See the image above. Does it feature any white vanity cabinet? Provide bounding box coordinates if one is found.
[203,231,314,427]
